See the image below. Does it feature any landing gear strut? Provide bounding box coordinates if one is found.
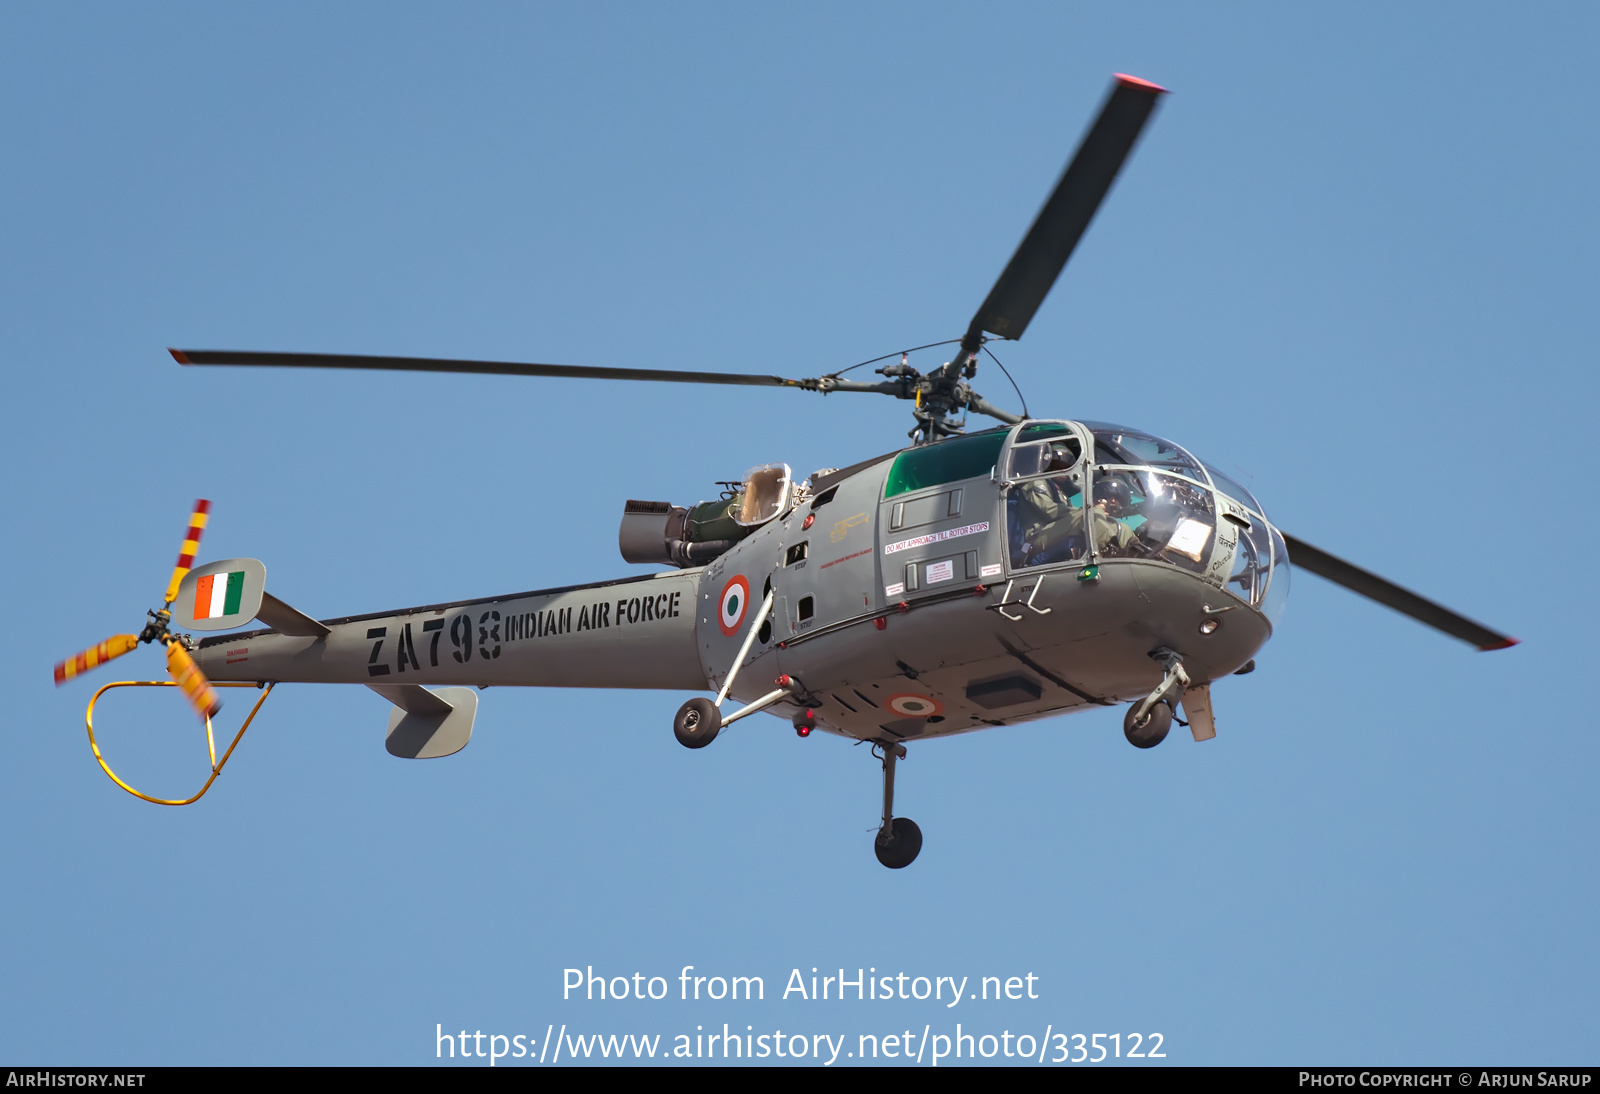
[872,742,922,869]
[674,590,785,750]
[1124,647,1189,749]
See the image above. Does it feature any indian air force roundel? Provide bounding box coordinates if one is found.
[886,694,945,718]
[718,576,751,636]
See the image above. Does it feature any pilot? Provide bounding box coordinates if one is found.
[1009,461,1085,564]
[1085,477,1141,556]
[1011,473,1143,565]
[1039,440,1078,474]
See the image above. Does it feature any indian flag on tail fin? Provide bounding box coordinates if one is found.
[193,570,246,620]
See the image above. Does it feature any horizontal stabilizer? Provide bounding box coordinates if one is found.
[368,683,454,717]
[256,591,331,638]
[373,685,478,759]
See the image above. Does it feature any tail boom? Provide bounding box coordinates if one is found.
[193,571,708,691]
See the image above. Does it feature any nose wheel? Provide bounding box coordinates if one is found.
[1123,647,1188,749]
[872,742,921,869]
[1123,701,1172,748]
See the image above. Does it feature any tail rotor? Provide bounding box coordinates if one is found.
[52,499,223,718]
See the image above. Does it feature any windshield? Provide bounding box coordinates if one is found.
[1202,461,1265,516]
[1095,468,1217,573]
[1080,422,1206,482]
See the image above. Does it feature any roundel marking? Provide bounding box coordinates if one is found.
[718,576,751,637]
[886,693,944,719]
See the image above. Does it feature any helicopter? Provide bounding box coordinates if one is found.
[54,74,1515,868]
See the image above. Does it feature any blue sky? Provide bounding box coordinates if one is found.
[2,2,1596,1066]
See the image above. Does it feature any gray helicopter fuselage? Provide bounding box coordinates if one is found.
[80,75,1506,870]
[194,419,1285,743]
[693,419,1281,741]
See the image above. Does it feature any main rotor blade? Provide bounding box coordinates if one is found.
[1282,533,1518,652]
[172,350,798,389]
[966,74,1166,348]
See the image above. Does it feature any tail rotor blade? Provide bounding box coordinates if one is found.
[163,500,211,606]
[165,641,222,719]
[966,74,1167,349]
[1281,533,1518,652]
[53,635,140,685]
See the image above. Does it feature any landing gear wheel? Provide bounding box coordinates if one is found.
[673,697,722,749]
[1123,701,1172,749]
[873,817,923,869]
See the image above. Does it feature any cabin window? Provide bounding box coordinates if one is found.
[883,429,1008,499]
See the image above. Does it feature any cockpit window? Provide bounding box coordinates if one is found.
[1225,513,1274,607]
[1008,437,1082,479]
[1092,468,1217,573]
[1081,421,1206,482]
[883,429,1008,499]
[1007,472,1087,568]
[1201,461,1264,516]
[1017,421,1075,442]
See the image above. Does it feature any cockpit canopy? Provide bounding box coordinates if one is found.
[1001,419,1287,622]
[1081,421,1264,516]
